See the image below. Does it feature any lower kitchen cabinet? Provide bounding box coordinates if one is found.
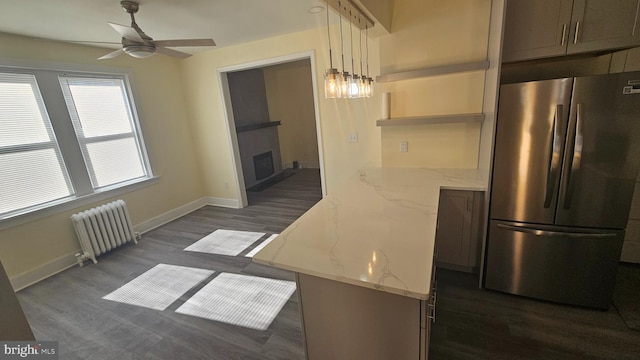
[435,190,484,272]
[296,272,435,360]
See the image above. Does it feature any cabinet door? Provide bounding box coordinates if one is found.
[502,0,574,62]
[435,190,473,269]
[436,190,484,271]
[568,0,640,54]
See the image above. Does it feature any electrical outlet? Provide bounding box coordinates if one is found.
[348,132,358,143]
[400,141,408,152]
[224,181,229,189]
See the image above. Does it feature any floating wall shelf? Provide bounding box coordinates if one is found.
[376,61,490,83]
[376,113,485,127]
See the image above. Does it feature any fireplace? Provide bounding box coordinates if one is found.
[253,151,274,180]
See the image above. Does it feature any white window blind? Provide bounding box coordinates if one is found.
[59,76,149,189]
[0,72,74,216]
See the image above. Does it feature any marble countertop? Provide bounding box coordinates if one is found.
[252,168,487,300]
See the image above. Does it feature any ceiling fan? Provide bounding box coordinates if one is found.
[98,0,216,60]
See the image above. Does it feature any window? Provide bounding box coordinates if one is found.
[59,76,149,188]
[0,72,74,216]
[0,67,152,220]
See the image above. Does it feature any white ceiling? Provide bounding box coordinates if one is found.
[0,0,332,53]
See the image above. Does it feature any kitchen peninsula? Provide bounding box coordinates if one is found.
[253,168,486,360]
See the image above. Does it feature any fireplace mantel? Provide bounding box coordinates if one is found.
[236,121,281,133]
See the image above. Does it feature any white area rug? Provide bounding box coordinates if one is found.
[102,264,214,311]
[184,229,266,256]
[175,273,296,330]
[245,234,279,258]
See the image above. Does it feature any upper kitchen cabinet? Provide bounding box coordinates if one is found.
[502,0,574,63]
[502,0,640,63]
[568,0,640,54]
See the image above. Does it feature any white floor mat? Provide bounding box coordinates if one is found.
[103,264,214,311]
[184,229,266,256]
[245,234,279,258]
[175,273,296,330]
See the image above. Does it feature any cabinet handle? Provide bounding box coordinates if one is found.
[563,103,583,209]
[561,23,567,46]
[573,21,581,44]
[427,290,437,323]
[496,223,617,238]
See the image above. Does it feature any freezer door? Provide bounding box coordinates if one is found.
[484,220,624,309]
[491,78,573,224]
[556,72,640,228]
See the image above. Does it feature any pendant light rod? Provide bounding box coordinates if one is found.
[338,0,345,73]
[366,23,369,78]
[349,6,355,76]
[326,4,333,69]
[359,19,364,76]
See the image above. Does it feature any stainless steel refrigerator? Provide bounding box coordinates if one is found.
[485,72,640,309]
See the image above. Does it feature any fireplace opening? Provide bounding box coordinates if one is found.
[253,151,274,180]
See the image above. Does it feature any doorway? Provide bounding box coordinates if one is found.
[218,52,326,207]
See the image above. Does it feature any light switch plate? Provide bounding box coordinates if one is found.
[400,141,408,152]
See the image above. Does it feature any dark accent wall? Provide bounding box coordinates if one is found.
[228,69,271,126]
[227,68,283,189]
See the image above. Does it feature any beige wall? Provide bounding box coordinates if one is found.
[179,25,381,197]
[378,0,492,168]
[264,60,320,169]
[0,33,204,279]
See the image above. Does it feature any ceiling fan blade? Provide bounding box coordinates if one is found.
[155,47,191,59]
[66,41,121,45]
[98,49,125,60]
[108,22,143,43]
[154,39,216,47]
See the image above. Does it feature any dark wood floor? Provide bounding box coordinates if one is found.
[17,168,640,359]
[431,268,640,360]
[17,169,322,360]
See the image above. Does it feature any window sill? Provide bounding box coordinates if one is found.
[0,176,160,231]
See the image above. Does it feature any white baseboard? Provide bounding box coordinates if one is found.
[10,253,77,292]
[10,196,241,291]
[135,197,209,234]
[206,197,242,209]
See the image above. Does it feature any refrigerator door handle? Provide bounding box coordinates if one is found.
[496,223,617,238]
[563,103,584,209]
[544,105,564,208]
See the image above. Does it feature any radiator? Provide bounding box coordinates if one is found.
[71,200,138,266]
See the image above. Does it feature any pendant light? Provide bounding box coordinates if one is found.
[347,4,360,98]
[338,1,350,98]
[364,22,374,97]
[323,4,340,98]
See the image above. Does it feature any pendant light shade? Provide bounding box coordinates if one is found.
[325,68,341,98]
[323,4,341,98]
[348,74,360,98]
[340,72,350,97]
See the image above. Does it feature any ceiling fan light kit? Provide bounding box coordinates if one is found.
[123,45,156,58]
[97,0,216,60]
